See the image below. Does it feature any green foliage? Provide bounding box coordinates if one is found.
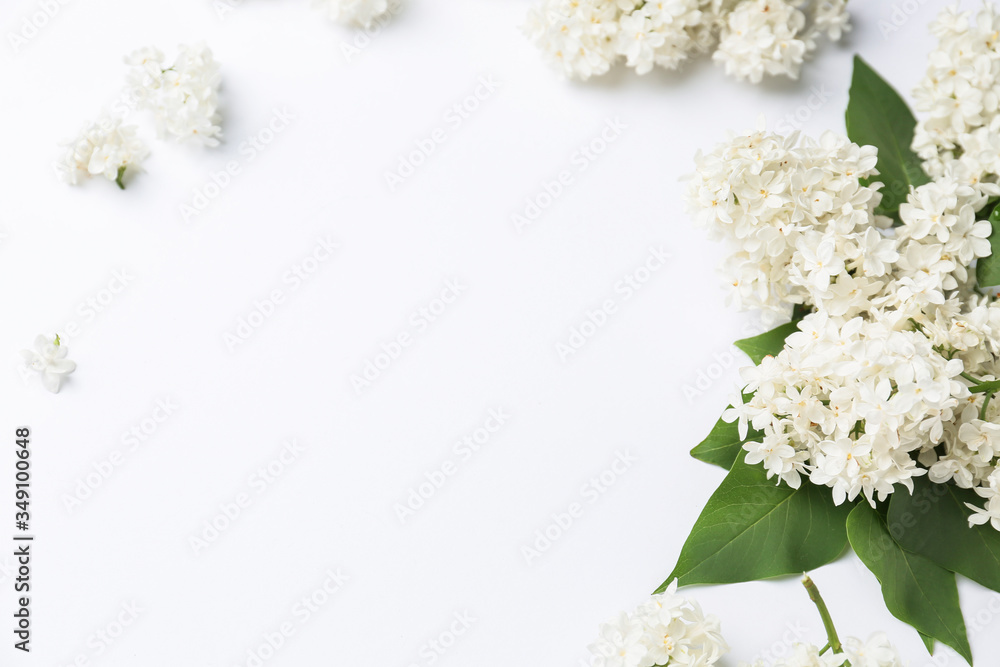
[658,461,851,591]
[889,477,1000,594]
[690,394,760,470]
[847,502,972,664]
[975,204,1000,287]
[845,56,929,221]
[734,320,799,365]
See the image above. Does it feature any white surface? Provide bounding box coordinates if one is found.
[0,1,995,665]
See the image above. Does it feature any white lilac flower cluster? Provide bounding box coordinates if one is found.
[20,335,76,394]
[740,633,903,667]
[313,0,392,27]
[588,581,728,667]
[691,8,1000,529]
[688,126,893,323]
[523,0,849,83]
[125,45,223,147]
[55,116,150,189]
[912,2,1000,192]
[57,44,222,189]
[589,581,903,667]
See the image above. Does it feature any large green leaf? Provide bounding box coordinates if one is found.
[657,462,851,591]
[845,56,929,220]
[976,204,1000,287]
[847,502,972,664]
[734,321,799,365]
[889,476,1000,593]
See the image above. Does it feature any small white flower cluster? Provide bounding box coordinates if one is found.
[741,633,903,667]
[57,44,222,190]
[56,116,150,189]
[125,45,223,147]
[588,581,728,667]
[912,2,1000,194]
[523,0,849,83]
[589,582,904,667]
[694,122,1000,522]
[688,125,892,324]
[20,335,76,394]
[313,0,392,27]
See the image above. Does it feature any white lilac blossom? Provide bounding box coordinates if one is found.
[740,633,904,667]
[20,335,76,394]
[56,116,149,189]
[125,45,222,147]
[713,0,809,84]
[694,122,1000,518]
[523,0,849,83]
[590,578,904,667]
[313,0,392,27]
[588,580,728,667]
[911,2,1000,195]
[688,124,891,323]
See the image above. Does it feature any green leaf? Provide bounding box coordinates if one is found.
[920,633,936,654]
[734,321,799,365]
[657,462,852,590]
[691,394,761,470]
[976,204,1000,287]
[690,416,758,470]
[847,502,972,664]
[845,56,929,220]
[888,476,1000,593]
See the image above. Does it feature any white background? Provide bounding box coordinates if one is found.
[0,0,996,665]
